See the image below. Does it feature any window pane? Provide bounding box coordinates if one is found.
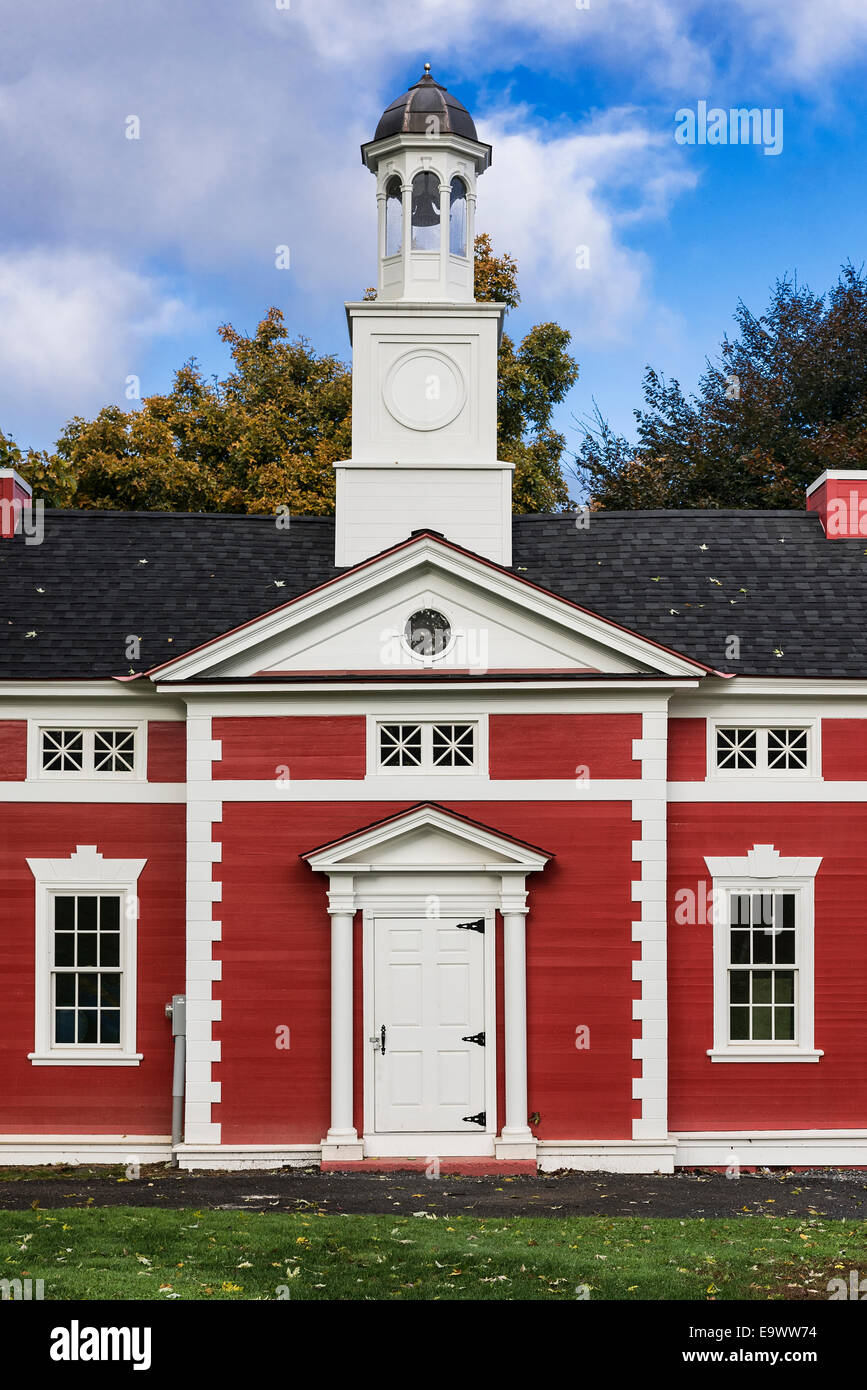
[100,975,121,1008]
[780,894,795,929]
[775,929,796,964]
[731,930,751,964]
[78,973,99,1006]
[55,896,75,930]
[42,729,84,772]
[774,1006,795,1040]
[730,1006,749,1039]
[77,897,98,931]
[77,1010,98,1043]
[730,972,750,1004]
[77,934,98,966]
[55,1010,75,1043]
[774,970,795,1004]
[101,1010,121,1045]
[100,897,120,931]
[752,1005,772,1039]
[752,971,772,1004]
[55,975,75,1007]
[94,729,136,773]
[752,929,774,964]
[411,172,441,251]
[432,723,475,767]
[55,934,75,966]
[731,893,750,926]
[100,934,120,967]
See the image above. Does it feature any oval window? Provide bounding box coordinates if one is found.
[404,608,451,657]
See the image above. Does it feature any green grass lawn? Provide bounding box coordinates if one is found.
[1,1207,864,1300]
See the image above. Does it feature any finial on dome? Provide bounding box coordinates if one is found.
[423,62,431,75]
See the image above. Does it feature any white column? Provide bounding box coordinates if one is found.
[401,182,412,299]
[322,883,363,1160]
[438,180,450,296]
[497,881,536,1159]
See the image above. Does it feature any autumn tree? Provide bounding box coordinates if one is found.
[576,263,867,510]
[11,234,579,515]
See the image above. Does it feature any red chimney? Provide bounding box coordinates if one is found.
[0,468,33,539]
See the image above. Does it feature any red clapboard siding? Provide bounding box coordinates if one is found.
[0,803,185,1133]
[488,714,641,779]
[667,718,706,781]
[212,716,366,780]
[822,719,867,780]
[668,802,867,1130]
[214,799,638,1144]
[147,721,187,782]
[0,721,27,780]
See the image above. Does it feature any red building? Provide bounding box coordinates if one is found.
[3,70,867,1172]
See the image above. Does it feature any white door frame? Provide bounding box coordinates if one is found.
[302,804,551,1161]
[362,899,497,1156]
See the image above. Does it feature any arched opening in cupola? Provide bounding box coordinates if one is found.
[384,175,402,257]
[449,176,468,257]
[411,171,441,251]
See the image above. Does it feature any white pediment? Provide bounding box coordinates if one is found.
[303,803,551,876]
[151,534,707,681]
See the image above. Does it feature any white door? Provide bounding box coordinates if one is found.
[373,917,486,1133]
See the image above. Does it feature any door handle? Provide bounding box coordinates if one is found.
[370,1024,386,1054]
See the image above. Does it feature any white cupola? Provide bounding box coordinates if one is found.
[363,63,491,303]
[334,67,512,568]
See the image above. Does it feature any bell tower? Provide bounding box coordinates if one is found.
[334,66,513,567]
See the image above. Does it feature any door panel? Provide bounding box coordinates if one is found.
[373,917,485,1132]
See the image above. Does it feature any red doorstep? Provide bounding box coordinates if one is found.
[320,1157,538,1175]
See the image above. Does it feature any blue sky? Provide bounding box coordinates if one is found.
[2,0,866,484]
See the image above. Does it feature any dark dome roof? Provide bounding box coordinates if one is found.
[374,67,479,143]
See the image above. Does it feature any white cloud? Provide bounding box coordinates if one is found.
[0,249,186,427]
[478,108,698,342]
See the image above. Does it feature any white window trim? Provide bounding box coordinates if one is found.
[26,845,146,1065]
[705,845,823,1062]
[367,714,488,776]
[708,718,819,780]
[28,720,146,782]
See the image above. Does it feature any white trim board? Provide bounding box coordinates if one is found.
[0,1136,171,1164]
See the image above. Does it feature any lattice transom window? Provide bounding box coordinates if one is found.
[376,720,479,772]
[38,727,139,777]
[715,725,811,774]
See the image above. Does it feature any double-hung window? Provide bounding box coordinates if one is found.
[26,846,146,1065]
[705,846,822,1062]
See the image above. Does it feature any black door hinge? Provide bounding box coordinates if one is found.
[456,918,485,934]
[462,1111,486,1126]
[461,1031,486,1047]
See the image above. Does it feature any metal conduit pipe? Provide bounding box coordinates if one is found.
[165,995,186,1168]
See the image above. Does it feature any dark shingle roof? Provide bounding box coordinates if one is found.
[1,508,865,679]
[374,70,479,144]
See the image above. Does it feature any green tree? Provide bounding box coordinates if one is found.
[577,263,867,510]
[12,235,579,516]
